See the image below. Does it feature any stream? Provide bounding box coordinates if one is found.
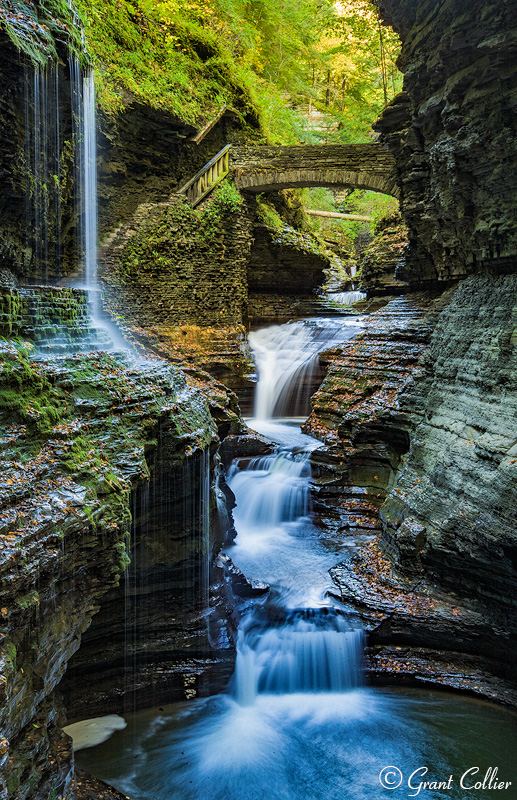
[76,316,517,800]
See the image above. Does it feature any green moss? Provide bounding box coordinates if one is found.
[256,194,329,258]
[0,347,68,433]
[15,592,40,611]
[0,0,87,65]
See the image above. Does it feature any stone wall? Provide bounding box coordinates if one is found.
[360,213,409,295]
[306,293,442,537]
[0,38,79,283]
[377,0,517,282]
[248,222,327,297]
[380,274,517,616]
[100,190,256,387]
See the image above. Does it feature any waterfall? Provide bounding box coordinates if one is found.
[232,609,363,705]
[249,318,362,419]
[227,441,364,706]
[68,59,129,352]
[228,452,312,530]
[328,290,366,305]
[82,73,98,293]
[77,69,130,351]
[24,63,62,282]
[225,315,367,710]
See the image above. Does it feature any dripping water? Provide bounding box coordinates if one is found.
[24,62,63,283]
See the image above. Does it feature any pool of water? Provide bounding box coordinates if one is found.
[76,687,517,800]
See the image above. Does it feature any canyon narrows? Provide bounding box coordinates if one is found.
[0,0,516,799]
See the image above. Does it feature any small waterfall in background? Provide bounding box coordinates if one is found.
[328,290,366,305]
[249,317,362,419]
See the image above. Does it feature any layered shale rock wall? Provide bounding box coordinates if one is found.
[377,0,517,283]
[99,191,256,388]
[0,303,226,797]
[306,0,517,701]
[380,274,517,615]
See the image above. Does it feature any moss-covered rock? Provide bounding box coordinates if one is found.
[0,335,218,799]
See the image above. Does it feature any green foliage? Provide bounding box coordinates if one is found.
[303,187,399,241]
[73,0,401,143]
[256,195,329,257]
[256,198,284,231]
[302,0,403,143]
[210,181,243,214]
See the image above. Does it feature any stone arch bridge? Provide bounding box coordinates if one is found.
[230,144,399,198]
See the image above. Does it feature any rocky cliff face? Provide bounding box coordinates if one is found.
[306,293,443,538]
[308,280,517,704]
[377,0,517,283]
[305,0,517,703]
[0,287,240,799]
[359,213,409,295]
[99,190,256,393]
[380,274,517,614]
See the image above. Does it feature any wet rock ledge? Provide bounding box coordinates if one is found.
[308,276,517,707]
[0,300,239,799]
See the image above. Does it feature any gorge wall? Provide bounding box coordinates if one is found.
[377,0,517,283]
[0,287,240,797]
[306,0,517,700]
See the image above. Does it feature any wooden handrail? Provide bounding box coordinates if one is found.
[177,144,232,207]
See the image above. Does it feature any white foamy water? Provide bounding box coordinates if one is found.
[328,290,366,305]
[64,715,127,751]
[249,317,363,420]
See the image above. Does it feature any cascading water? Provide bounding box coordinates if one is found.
[82,72,98,294]
[22,58,130,356]
[75,65,130,352]
[250,317,363,419]
[75,314,517,796]
[328,290,366,305]
[232,609,363,706]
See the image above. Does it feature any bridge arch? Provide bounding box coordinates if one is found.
[231,143,399,198]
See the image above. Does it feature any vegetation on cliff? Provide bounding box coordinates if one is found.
[72,0,401,143]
